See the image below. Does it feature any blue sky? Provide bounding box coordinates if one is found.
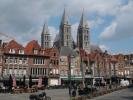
[0,0,133,54]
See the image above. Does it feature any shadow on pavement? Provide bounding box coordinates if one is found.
[128,87,133,92]
[121,96,133,100]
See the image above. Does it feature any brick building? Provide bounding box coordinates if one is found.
[44,48,60,86]
[0,39,61,85]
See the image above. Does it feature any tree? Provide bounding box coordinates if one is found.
[29,75,32,88]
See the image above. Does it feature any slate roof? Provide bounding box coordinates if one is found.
[60,46,78,57]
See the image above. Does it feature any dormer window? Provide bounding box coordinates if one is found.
[9,49,15,54]
[54,53,56,57]
[19,49,24,54]
[33,49,38,54]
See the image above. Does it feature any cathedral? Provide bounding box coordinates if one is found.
[41,8,101,53]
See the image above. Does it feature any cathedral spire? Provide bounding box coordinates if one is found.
[41,22,51,49]
[42,22,49,34]
[78,11,88,28]
[77,11,90,53]
[60,8,68,25]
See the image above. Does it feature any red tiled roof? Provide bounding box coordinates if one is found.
[88,52,97,61]
[110,55,118,62]
[4,40,24,54]
[42,48,59,57]
[24,40,41,55]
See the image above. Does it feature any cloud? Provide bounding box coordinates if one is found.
[99,0,133,40]
[0,0,129,46]
[99,44,109,51]
[68,0,123,16]
[99,22,117,40]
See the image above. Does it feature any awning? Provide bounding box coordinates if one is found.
[61,77,82,81]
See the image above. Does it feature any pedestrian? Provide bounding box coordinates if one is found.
[72,89,76,97]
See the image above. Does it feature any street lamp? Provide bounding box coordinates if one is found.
[89,60,94,96]
[111,57,117,87]
[68,54,75,97]
[68,54,72,97]
[80,56,85,88]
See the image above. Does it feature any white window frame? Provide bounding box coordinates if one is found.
[19,49,24,54]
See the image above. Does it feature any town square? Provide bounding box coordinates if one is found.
[0,0,133,100]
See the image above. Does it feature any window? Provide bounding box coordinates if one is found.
[56,69,59,74]
[19,49,24,54]
[33,50,38,54]
[5,57,8,63]
[57,60,59,65]
[19,58,22,64]
[23,58,27,64]
[9,57,13,63]
[14,58,17,64]
[54,60,56,64]
[54,53,56,57]
[85,42,88,46]
[33,58,35,64]
[9,49,15,53]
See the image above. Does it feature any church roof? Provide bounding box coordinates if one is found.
[60,46,78,57]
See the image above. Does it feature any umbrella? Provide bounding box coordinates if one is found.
[29,75,32,88]
[38,77,42,88]
[12,76,17,88]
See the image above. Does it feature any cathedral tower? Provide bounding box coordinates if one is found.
[77,12,90,53]
[41,23,51,49]
[59,8,73,49]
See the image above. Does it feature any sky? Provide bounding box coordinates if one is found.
[0,0,133,54]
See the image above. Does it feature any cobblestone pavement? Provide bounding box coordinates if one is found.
[0,89,69,100]
[90,87,133,100]
[0,88,133,100]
